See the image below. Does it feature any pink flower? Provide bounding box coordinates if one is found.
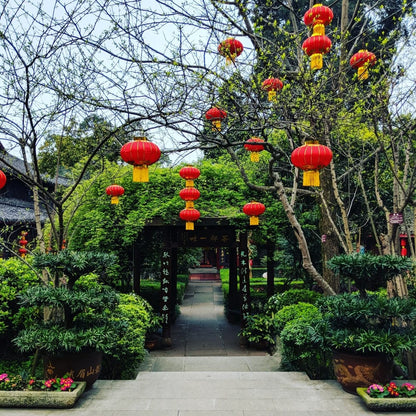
[29,379,35,385]
[0,373,8,381]
[401,383,415,391]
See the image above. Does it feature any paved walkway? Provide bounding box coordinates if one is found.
[0,281,407,415]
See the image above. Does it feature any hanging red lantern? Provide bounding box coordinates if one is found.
[243,201,266,226]
[291,141,333,186]
[179,166,200,187]
[0,170,6,190]
[303,4,333,36]
[350,50,376,80]
[244,137,265,162]
[205,107,227,131]
[179,187,200,209]
[180,208,200,231]
[18,231,28,258]
[400,235,408,257]
[106,184,125,205]
[218,38,243,65]
[120,137,161,182]
[261,78,283,102]
[302,35,332,70]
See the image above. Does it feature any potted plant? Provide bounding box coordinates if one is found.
[13,251,122,387]
[321,253,416,393]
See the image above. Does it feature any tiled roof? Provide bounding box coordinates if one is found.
[0,197,48,223]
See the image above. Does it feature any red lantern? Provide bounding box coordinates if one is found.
[179,187,200,209]
[244,137,265,162]
[243,201,266,226]
[350,50,376,80]
[218,38,243,65]
[180,208,200,231]
[261,78,283,102]
[400,235,408,257]
[179,166,200,187]
[0,170,6,190]
[18,231,28,258]
[205,107,227,131]
[302,35,332,70]
[291,141,333,186]
[106,184,125,205]
[120,137,161,182]
[303,4,333,36]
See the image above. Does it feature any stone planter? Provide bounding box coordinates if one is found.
[0,381,86,408]
[356,387,416,411]
[332,350,393,394]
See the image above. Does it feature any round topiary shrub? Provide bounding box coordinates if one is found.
[264,289,321,315]
[274,302,320,334]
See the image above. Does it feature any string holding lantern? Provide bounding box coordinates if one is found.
[179,208,200,231]
[106,184,125,205]
[0,169,6,190]
[243,201,266,226]
[303,4,334,36]
[350,50,376,80]
[290,141,333,187]
[179,187,200,209]
[244,137,265,162]
[302,35,332,70]
[261,78,283,102]
[218,38,243,65]
[179,166,200,187]
[120,137,161,183]
[18,231,28,258]
[205,107,227,131]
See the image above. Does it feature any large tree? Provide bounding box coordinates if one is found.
[1,0,415,294]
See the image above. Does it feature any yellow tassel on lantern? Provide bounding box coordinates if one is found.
[185,179,194,187]
[268,90,277,102]
[310,53,323,70]
[250,152,260,162]
[186,221,194,230]
[185,201,194,209]
[303,170,320,187]
[249,216,259,226]
[111,196,120,205]
[358,65,369,80]
[212,119,221,131]
[133,165,149,182]
[312,23,325,36]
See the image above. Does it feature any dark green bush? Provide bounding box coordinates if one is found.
[0,257,41,337]
[239,314,276,346]
[264,289,321,315]
[102,293,158,379]
[274,302,320,334]
[280,316,333,379]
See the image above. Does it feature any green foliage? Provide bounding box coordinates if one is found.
[280,316,333,380]
[239,314,276,346]
[326,254,412,296]
[0,257,41,335]
[264,289,321,315]
[274,302,320,335]
[102,293,159,379]
[33,251,117,288]
[317,293,416,356]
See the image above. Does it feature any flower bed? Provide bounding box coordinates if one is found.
[357,381,416,411]
[0,373,86,408]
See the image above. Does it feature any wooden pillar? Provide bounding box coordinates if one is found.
[132,241,141,295]
[160,236,173,347]
[266,238,275,298]
[228,244,238,314]
[170,228,178,317]
[239,231,251,324]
